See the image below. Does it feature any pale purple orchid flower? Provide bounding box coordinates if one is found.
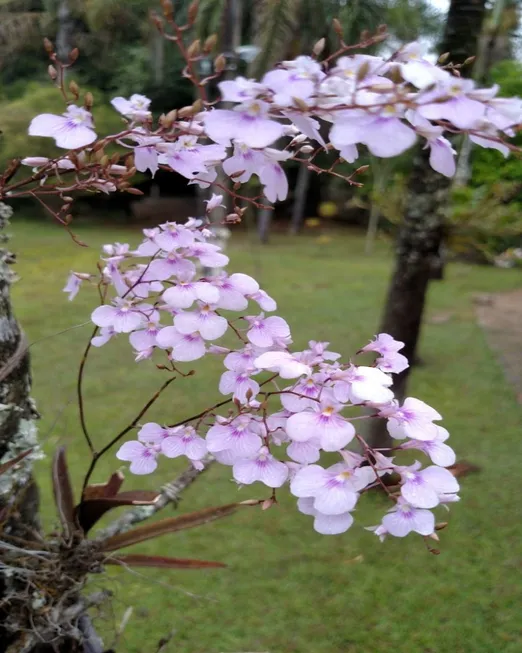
[362,333,405,355]
[291,461,374,515]
[91,299,145,333]
[245,313,291,348]
[417,78,487,129]
[111,94,151,121]
[287,439,321,464]
[485,96,522,131]
[204,193,225,213]
[331,53,390,85]
[380,397,442,441]
[156,326,206,361]
[408,113,457,177]
[218,77,266,102]
[116,440,159,475]
[284,111,326,146]
[186,242,230,269]
[158,136,227,180]
[366,523,389,542]
[219,369,260,404]
[162,278,220,309]
[224,344,260,372]
[395,42,450,89]
[280,375,321,412]
[380,497,435,537]
[258,148,293,202]
[285,391,356,451]
[138,422,176,443]
[359,333,410,374]
[129,315,161,352]
[222,142,264,183]
[248,289,277,312]
[330,104,417,158]
[204,99,285,148]
[398,462,460,508]
[206,414,262,459]
[29,105,96,149]
[130,131,164,176]
[262,56,324,107]
[153,221,196,251]
[174,302,228,341]
[332,365,394,405]
[232,446,289,488]
[160,425,207,461]
[208,272,260,311]
[400,426,456,467]
[145,251,196,282]
[375,352,409,374]
[294,340,341,366]
[297,497,354,535]
[63,272,83,301]
[91,326,116,348]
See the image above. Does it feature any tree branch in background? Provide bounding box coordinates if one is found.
[96,455,215,540]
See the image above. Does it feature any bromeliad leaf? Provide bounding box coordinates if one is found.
[52,447,77,539]
[77,490,160,534]
[0,448,32,476]
[105,553,227,569]
[101,503,239,552]
[82,471,125,501]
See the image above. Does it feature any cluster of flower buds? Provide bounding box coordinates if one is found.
[25,40,521,205]
[65,216,459,541]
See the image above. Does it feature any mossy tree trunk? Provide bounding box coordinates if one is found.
[367,0,488,449]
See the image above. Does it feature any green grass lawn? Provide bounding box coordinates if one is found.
[10,216,522,653]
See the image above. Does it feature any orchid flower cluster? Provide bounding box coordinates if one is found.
[23,40,521,204]
[64,214,459,542]
[23,33,520,546]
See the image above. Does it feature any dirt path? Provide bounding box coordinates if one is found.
[475,288,522,403]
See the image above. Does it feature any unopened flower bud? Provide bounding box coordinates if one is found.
[203,34,218,53]
[332,18,343,37]
[292,96,309,111]
[313,38,326,56]
[438,52,450,64]
[300,145,314,154]
[84,92,93,109]
[214,54,226,73]
[291,134,307,145]
[188,0,199,24]
[160,0,174,19]
[187,39,201,58]
[69,80,79,98]
[69,47,79,63]
[43,37,54,54]
[48,65,58,80]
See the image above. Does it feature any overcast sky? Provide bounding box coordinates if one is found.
[430,0,450,11]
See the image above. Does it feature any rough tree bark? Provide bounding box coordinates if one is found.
[367,0,488,448]
[0,210,42,650]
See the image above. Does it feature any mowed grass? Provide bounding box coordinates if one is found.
[10,216,522,653]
